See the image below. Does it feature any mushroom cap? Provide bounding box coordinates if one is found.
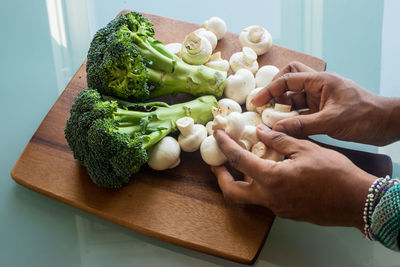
[194,28,218,50]
[225,112,246,141]
[229,47,259,74]
[238,125,259,150]
[205,52,230,72]
[201,16,227,40]
[246,87,264,112]
[261,107,299,128]
[164,43,182,57]
[239,25,272,56]
[178,124,207,152]
[205,58,230,72]
[218,98,242,115]
[200,135,227,166]
[241,111,263,126]
[181,32,212,65]
[147,136,181,170]
[255,65,279,88]
[224,68,255,105]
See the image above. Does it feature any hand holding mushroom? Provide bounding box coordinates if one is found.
[252,61,399,146]
[211,125,377,231]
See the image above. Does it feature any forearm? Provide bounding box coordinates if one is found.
[379,96,400,145]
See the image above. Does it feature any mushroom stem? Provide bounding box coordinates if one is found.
[274,103,291,112]
[249,27,264,43]
[176,117,195,137]
[184,33,202,54]
[212,115,228,130]
[238,139,252,151]
[242,47,258,65]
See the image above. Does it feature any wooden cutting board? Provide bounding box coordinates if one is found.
[11,11,392,264]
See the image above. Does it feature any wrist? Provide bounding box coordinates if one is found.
[346,170,377,232]
[378,96,400,145]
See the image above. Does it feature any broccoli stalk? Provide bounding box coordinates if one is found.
[65,88,217,188]
[86,12,227,101]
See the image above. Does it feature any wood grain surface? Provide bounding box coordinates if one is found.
[11,11,392,264]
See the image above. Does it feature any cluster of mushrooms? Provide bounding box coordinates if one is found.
[147,16,300,171]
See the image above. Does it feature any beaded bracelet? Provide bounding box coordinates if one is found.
[371,183,400,250]
[363,176,400,240]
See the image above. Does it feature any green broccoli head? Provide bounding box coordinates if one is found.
[65,88,217,188]
[86,12,227,101]
[86,18,150,100]
[64,89,116,164]
[86,119,147,188]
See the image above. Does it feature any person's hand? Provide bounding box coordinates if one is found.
[252,61,399,146]
[212,125,376,231]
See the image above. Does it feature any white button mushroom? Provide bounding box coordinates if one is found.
[164,43,182,58]
[181,32,212,65]
[241,111,263,127]
[224,68,255,105]
[200,135,227,166]
[225,112,246,141]
[255,65,279,88]
[201,16,227,40]
[205,52,230,72]
[261,103,299,128]
[237,125,259,151]
[147,136,181,170]
[239,25,272,56]
[229,47,259,74]
[217,98,242,115]
[212,115,228,131]
[212,112,259,151]
[251,141,284,162]
[194,28,218,51]
[176,117,207,152]
[206,121,214,136]
[246,87,264,112]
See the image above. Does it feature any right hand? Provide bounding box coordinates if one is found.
[212,126,376,231]
[252,61,397,146]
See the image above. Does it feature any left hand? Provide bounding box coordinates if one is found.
[212,125,376,231]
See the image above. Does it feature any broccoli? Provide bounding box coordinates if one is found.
[65,88,217,188]
[86,12,227,101]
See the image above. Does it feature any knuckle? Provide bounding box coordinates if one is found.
[227,150,242,168]
[288,61,301,72]
[270,131,287,146]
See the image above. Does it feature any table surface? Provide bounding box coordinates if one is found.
[1,0,400,266]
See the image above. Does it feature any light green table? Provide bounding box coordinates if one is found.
[1,0,400,266]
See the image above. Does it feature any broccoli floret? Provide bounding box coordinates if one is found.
[65,88,217,188]
[86,12,227,101]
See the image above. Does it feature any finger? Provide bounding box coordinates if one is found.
[211,165,255,204]
[272,61,316,82]
[244,175,253,183]
[275,91,307,110]
[273,112,327,138]
[252,72,323,107]
[256,124,304,156]
[213,130,275,179]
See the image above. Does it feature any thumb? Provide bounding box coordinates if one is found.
[272,112,326,138]
[256,124,303,156]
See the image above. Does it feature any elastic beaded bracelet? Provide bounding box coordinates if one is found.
[363,176,399,240]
